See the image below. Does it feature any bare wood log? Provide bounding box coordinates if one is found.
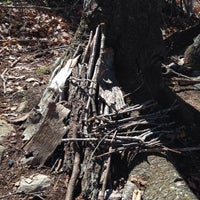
[23,102,70,167]
[98,48,126,111]
[65,152,80,200]
[49,55,80,100]
[164,23,200,54]
[48,53,67,84]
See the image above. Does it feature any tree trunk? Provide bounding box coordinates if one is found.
[81,0,164,101]
[66,1,165,199]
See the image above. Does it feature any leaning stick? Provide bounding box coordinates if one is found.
[87,24,101,79]
[1,68,8,93]
[82,31,93,63]
[100,130,117,200]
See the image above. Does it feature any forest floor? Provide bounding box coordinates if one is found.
[0,1,81,199]
[0,1,200,200]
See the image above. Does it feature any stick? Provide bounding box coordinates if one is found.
[65,151,80,200]
[85,24,105,117]
[163,64,199,81]
[100,130,117,200]
[87,24,101,79]
[89,100,156,119]
[62,138,122,143]
[89,129,117,162]
[1,68,8,94]
[165,146,200,153]
[173,77,200,85]
[65,125,81,200]
[0,4,63,10]
[82,31,93,63]
[11,57,21,68]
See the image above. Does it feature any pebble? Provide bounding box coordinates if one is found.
[0,145,6,163]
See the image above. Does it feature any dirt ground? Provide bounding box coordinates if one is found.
[0,1,200,199]
[0,1,80,199]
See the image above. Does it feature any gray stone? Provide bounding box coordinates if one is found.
[0,119,15,142]
[126,154,197,200]
[17,101,28,113]
[194,83,200,89]
[122,181,136,200]
[22,124,37,141]
[20,156,34,164]
[184,34,200,70]
[0,145,6,163]
[17,174,51,193]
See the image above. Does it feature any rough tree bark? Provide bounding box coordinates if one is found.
[79,0,164,101]
[65,1,165,198]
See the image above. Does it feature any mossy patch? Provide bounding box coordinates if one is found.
[36,68,51,75]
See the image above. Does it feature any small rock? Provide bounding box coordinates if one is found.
[8,159,14,167]
[122,180,136,200]
[17,174,51,193]
[99,189,122,200]
[177,58,184,66]
[22,125,35,141]
[0,119,15,142]
[25,78,39,83]
[32,82,40,87]
[0,145,6,163]
[17,101,28,113]
[10,106,17,111]
[15,181,20,187]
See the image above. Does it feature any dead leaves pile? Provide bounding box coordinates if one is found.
[0,2,74,55]
[0,1,80,121]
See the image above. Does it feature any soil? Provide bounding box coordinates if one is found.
[0,1,200,200]
[0,1,80,199]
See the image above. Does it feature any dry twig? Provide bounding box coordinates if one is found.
[1,68,8,93]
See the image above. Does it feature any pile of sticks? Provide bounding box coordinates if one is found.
[60,24,177,199]
[23,24,177,200]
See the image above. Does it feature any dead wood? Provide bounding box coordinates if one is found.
[22,24,178,199]
[1,68,7,94]
[23,102,70,167]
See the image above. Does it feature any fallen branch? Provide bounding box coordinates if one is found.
[100,131,117,200]
[0,191,44,200]
[1,68,8,94]
[173,77,200,86]
[162,64,200,82]
[0,4,63,10]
